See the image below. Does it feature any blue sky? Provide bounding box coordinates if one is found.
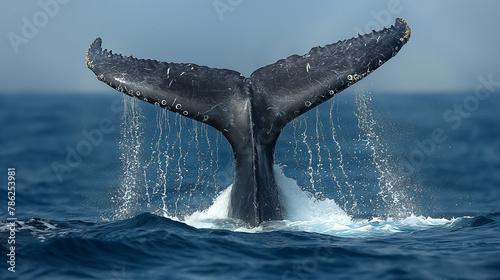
[1,0,500,94]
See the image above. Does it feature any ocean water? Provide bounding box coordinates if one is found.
[0,91,499,280]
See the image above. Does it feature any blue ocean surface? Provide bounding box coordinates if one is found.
[0,91,499,280]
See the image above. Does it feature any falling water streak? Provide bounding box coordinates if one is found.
[314,108,323,188]
[181,118,194,212]
[187,120,201,209]
[329,98,356,212]
[161,111,172,216]
[214,131,221,193]
[314,107,330,199]
[143,171,151,208]
[173,114,184,217]
[323,140,339,200]
[114,96,144,220]
[323,100,341,195]
[301,117,315,188]
[198,125,207,187]
[292,119,301,170]
[153,109,166,195]
[145,108,166,206]
[142,109,164,208]
[203,124,215,184]
[318,107,339,201]
[355,90,410,217]
[355,91,389,206]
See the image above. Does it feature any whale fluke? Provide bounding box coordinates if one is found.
[86,18,411,227]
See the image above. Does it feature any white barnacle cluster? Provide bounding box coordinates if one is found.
[154,99,194,118]
[120,87,137,99]
[347,74,361,81]
[346,72,369,86]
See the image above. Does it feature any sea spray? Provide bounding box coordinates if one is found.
[112,96,144,220]
[328,97,357,212]
[146,110,229,220]
[182,165,452,237]
[354,89,415,218]
[112,90,416,224]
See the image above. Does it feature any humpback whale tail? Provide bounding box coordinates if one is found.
[86,18,410,227]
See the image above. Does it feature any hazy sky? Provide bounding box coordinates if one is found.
[1,0,500,94]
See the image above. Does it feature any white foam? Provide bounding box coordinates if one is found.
[182,185,231,229]
[274,165,352,224]
[179,166,457,237]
